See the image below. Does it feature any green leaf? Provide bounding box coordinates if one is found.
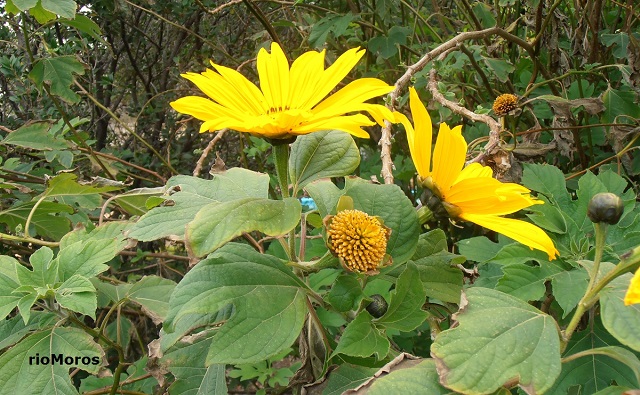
[305,179,343,218]
[327,275,362,312]
[59,220,130,250]
[431,287,562,394]
[601,33,630,58]
[41,0,76,19]
[406,250,464,304]
[521,163,571,206]
[25,246,56,286]
[526,195,568,234]
[483,58,515,82]
[126,276,177,324]
[346,183,420,265]
[1,121,68,150]
[186,197,301,257]
[17,293,38,324]
[319,364,378,395]
[0,256,22,320]
[29,55,86,103]
[7,0,38,12]
[457,236,505,263]
[0,327,102,395]
[55,237,124,281]
[0,201,73,240]
[567,346,640,385]
[308,13,354,48]
[55,275,96,318]
[547,320,640,394]
[164,244,307,364]
[593,387,634,395]
[551,268,589,318]
[472,2,496,28]
[164,333,228,395]
[0,312,56,350]
[488,243,551,265]
[29,1,55,23]
[368,26,411,59]
[332,311,390,359]
[361,359,450,394]
[600,273,640,352]
[42,173,123,209]
[495,261,563,302]
[289,130,360,195]
[602,87,640,124]
[59,15,102,40]
[377,262,428,331]
[112,187,165,215]
[412,229,449,259]
[128,168,269,241]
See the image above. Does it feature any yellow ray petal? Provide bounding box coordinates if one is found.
[407,87,433,179]
[170,96,245,125]
[182,71,261,116]
[312,78,394,116]
[304,47,365,108]
[432,122,466,194]
[460,213,558,259]
[257,42,290,109]
[454,162,493,183]
[447,178,540,215]
[210,63,268,113]
[356,103,397,127]
[624,267,640,305]
[295,113,373,138]
[289,49,327,109]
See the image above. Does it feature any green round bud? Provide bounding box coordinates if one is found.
[587,192,624,225]
[365,294,388,318]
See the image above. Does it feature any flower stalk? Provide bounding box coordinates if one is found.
[273,143,297,261]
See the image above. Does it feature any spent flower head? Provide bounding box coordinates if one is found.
[397,87,558,260]
[492,93,518,116]
[171,43,397,140]
[326,209,391,273]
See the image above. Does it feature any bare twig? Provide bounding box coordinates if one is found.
[378,27,510,184]
[195,0,243,15]
[193,129,228,177]
[427,67,502,164]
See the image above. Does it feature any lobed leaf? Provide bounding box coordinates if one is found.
[164,243,308,364]
[431,287,562,394]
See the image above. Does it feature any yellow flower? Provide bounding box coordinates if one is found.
[397,87,558,260]
[170,43,397,139]
[326,209,390,273]
[624,267,640,306]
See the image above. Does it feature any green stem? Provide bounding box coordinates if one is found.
[0,232,59,248]
[562,222,607,351]
[417,205,434,224]
[273,144,297,260]
[587,222,607,292]
[273,144,290,199]
[66,315,126,395]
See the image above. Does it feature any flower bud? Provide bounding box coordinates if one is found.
[587,192,624,225]
[366,294,388,318]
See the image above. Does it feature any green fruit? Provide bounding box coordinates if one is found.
[366,294,388,318]
[587,192,624,225]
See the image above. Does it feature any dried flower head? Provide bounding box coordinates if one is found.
[492,93,518,116]
[326,209,390,273]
